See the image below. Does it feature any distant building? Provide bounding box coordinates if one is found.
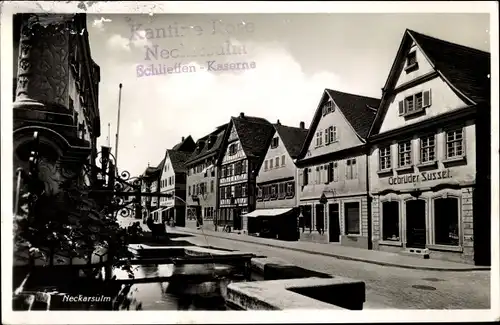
[158,136,196,227]
[185,124,228,230]
[296,89,379,248]
[140,163,162,223]
[368,29,490,265]
[247,120,308,240]
[217,113,275,231]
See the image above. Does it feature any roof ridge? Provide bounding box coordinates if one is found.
[274,123,308,131]
[407,29,490,56]
[325,88,381,101]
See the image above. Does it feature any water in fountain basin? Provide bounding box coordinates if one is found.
[112,263,240,310]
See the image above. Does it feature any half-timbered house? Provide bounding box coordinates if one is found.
[217,113,275,231]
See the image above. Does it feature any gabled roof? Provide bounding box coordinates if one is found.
[217,114,275,169]
[166,150,192,173]
[371,29,490,136]
[172,135,196,152]
[273,124,309,159]
[297,89,380,160]
[185,123,228,166]
[232,114,275,159]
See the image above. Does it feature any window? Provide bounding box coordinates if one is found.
[315,131,323,147]
[379,146,391,170]
[242,184,247,197]
[322,101,333,116]
[188,185,191,196]
[434,197,459,246]
[420,135,436,163]
[303,168,309,186]
[278,183,285,198]
[271,137,279,149]
[446,128,464,159]
[316,166,321,184]
[346,159,357,180]
[228,143,238,156]
[228,164,233,177]
[257,187,263,199]
[220,187,225,199]
[406,51,417,68]
[327,162,338,183]
[264,160,268,171]
[325,126,337,144]
[241,160,247,174]
[269,158,274,169]
[270,185,276,197]
[382,201,400,241]
[211,180,214,193]
[263,185,270,200]
[281,155,286,166]
[344,202,360,235]
[235,161,242,175]
[399,90,431,116]
[275,157,280,167]
[286,182,294,196]
[398,141,412,167]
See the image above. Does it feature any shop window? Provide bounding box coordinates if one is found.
[344,202,360,235]
[382,201,400,241]
[434,197,459,246]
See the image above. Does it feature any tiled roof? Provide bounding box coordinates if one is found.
[273,124,309,159]
[186,124,228,166]
[232,115,275,160]
[167,150,192,172]
[325,89,380,139]
[172,135,196,152]
[408,29,490,105]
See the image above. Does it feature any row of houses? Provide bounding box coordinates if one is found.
[138,29,491,266]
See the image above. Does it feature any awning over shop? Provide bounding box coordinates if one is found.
[243,208,293,218]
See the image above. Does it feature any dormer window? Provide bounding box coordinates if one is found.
[270,137,279,149]
[322,101,334,116]
[405,51,418,72]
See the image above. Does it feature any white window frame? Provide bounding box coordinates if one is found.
[343,199,362,236]
[420,134,436,164]
[445,127,465,160]
[379,146,392,171]
[398,140,412,168]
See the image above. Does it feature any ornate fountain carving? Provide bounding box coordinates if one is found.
[15,14,72,110]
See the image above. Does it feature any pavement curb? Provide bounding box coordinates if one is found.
[172,228,491,272]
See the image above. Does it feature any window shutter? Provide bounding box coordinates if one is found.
[298,169,304,187]
[423,89,432,107]
[398,100,405,115]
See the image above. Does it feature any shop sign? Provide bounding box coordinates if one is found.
[388,169,452,185]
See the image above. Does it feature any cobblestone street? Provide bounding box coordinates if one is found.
[182,232,490,309]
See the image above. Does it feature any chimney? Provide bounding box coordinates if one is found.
[300,121,305,129]
[239,112,245,118]
[181,136,185,142]
[277,119,281,125]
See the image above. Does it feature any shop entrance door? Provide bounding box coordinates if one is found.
[405,200,426,248]
[328,203,340,242]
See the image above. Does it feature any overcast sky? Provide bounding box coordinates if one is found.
[87,13,490,177]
